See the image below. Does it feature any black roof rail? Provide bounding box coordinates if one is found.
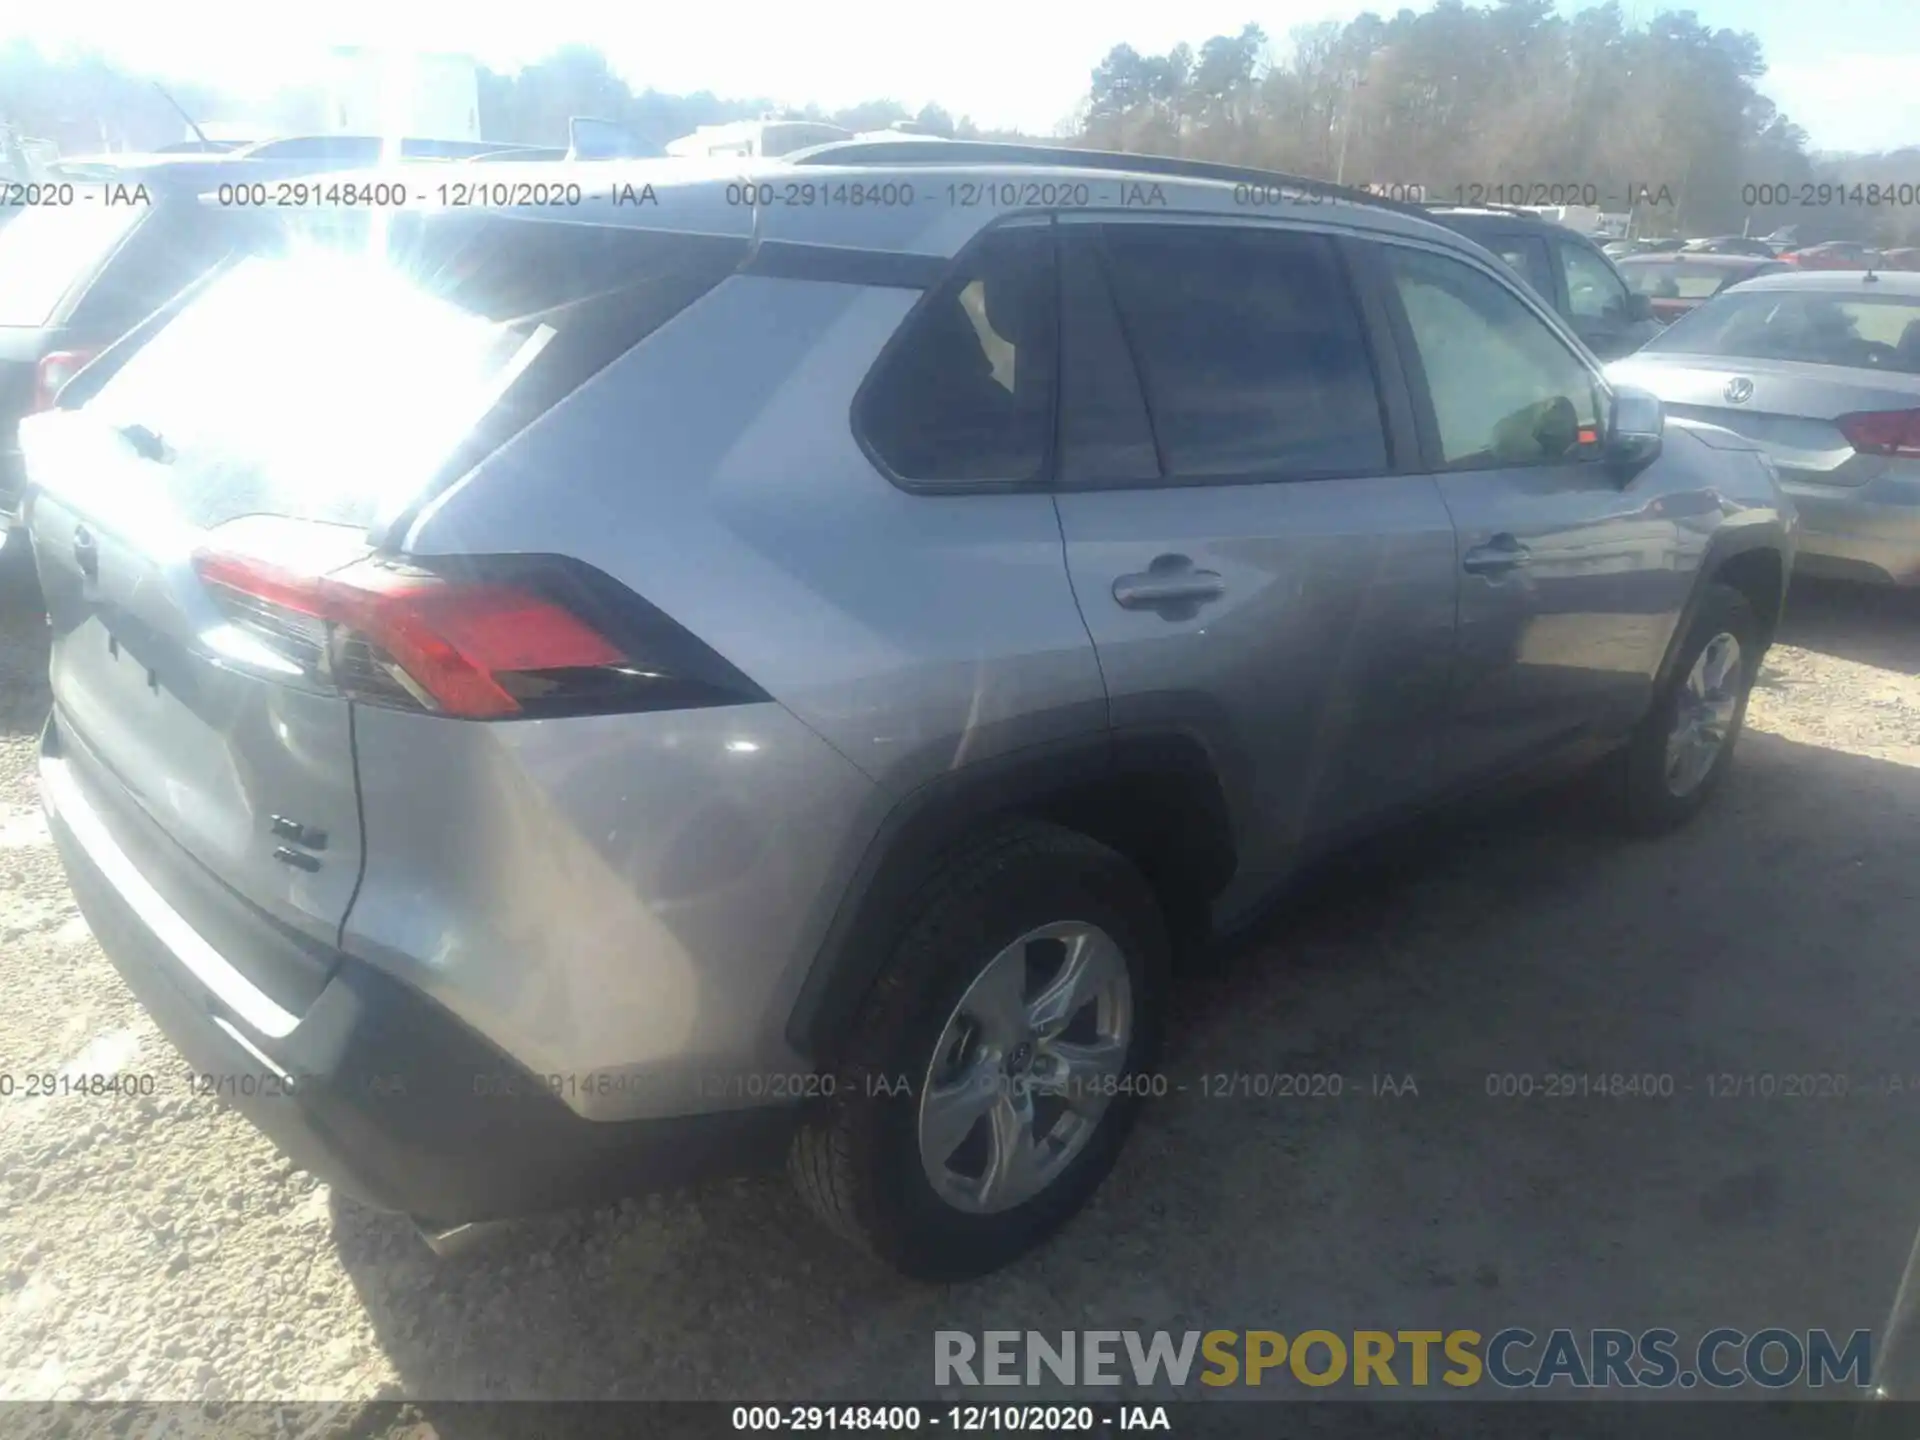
[783,138,1433,218]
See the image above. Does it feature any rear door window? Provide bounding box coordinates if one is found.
[1098,223,1389,480]
[857,223,1057,485]
[1558,241,1633,323]
[1484,234,1557,304]
[76,214,746,529]
[0,196,147,327]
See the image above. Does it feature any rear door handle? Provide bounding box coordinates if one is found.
[1112,557,1226,613]
[72,525,98,580]
[1462,534,1531,576]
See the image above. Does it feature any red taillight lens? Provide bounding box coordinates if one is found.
[32,349,101,412]
[1777,252,1802,266]
[1836,409,1920,459]
[194,550,628,719]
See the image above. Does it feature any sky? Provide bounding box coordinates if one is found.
[8,0,1919,154]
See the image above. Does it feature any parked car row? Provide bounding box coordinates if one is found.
[11,138,1803,1281]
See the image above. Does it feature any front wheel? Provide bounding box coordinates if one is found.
[1608,582,1762,834]
[790,820,1169,1281]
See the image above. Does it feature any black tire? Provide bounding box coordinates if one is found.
[1606,582,1762,834]
[790,819,1170,1281]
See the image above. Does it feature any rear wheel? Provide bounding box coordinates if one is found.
[790,819,1169,1280]
[1607,582,1761,833]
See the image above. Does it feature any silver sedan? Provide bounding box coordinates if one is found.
[1609,269,1920,585]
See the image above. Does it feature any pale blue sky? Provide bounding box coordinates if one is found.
[9,0,1916,152]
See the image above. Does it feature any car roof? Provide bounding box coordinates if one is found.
[207,146,1493,260]
[1722,269,1920,294]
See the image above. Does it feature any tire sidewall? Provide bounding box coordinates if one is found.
[856,837,1168,1277]
[1628,585,1761,828]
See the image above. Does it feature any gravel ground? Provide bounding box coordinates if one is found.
[2,566,1919,1409]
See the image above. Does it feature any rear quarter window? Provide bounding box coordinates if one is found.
[856,223,1057,486]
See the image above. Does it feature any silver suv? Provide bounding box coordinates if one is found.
[23,142,1794,1280]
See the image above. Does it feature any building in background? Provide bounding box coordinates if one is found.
[323,47,480,140]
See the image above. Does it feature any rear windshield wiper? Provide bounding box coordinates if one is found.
[115,424,172,463]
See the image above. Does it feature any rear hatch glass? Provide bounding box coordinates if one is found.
[25,209,746,997]
[1644,290,1920,373]
[0,191,147,328]
[74,211,750,532]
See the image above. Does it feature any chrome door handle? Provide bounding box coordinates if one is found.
[1462,534,1531,576]
[1112,557,1225,612]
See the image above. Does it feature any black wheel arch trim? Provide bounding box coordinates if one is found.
[784,728,1237,1063]
[1653,522,1791,696]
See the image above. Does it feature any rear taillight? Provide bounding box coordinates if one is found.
[1776,252,1802,266]
[1836,409,1920,459]
[192,538,762,720]
[32,349,101,412]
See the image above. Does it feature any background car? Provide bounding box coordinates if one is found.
[1609,269,1920,586]
[1617,252,1793,323]
[1426,205,1664,358]
[1777,240,1886,270]
[1879,247,1920,272]
[1680,236,1779,258]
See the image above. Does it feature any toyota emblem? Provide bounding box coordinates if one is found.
[1724,376,1754,404]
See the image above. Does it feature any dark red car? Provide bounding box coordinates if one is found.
[1617,252,1792,323]
[1776,241,1886,270]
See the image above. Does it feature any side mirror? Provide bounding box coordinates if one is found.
[1627,292,1656,323]
[1605,385,1664,473]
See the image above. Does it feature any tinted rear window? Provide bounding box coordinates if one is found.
[1644,290,1920,374]
[857,224,1057,485]
[0,195,147,327]
[77,214,746,529]
[1099,225,1388,479]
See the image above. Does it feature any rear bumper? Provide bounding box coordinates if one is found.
[1782,473,1920,586]
[42,721,795,1226]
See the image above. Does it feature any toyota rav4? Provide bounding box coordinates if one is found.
[22,141,1793,1280]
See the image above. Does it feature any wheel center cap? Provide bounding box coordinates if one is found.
[1007,1041,1033,1076]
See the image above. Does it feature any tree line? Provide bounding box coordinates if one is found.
[1080,1,1920,244]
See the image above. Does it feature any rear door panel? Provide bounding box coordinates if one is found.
[1051,219,1457,885]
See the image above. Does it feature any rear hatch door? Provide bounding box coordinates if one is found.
[25,199,753,1009]
[26,405,370,1005]
[22,230,425,1005]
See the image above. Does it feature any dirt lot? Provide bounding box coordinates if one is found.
[2,563,1919,1406]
